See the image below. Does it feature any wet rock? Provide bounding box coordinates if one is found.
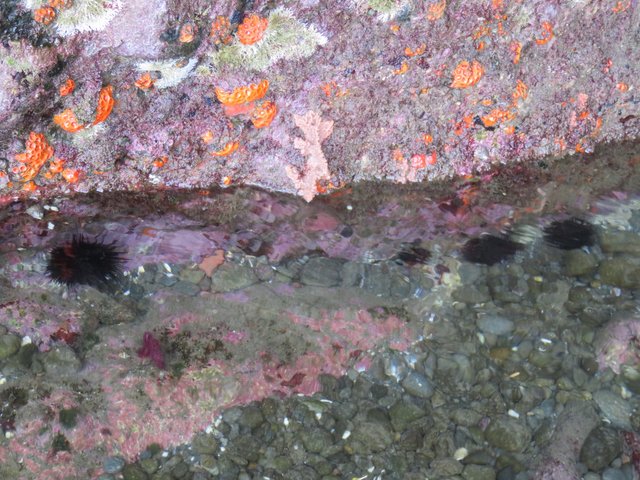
[430,458,464,476]
[362,264,391,296]
[463,464,496,480]
[139,458,158,475]
[300,257,345,287]
[598,258,640,288]
[41,344,81,377]
[238,405,264,430]
[121,464,148,480]
[485,417,531,453]
[172,280,201,296]
[593,390,632,429]
[179,267,206,284]
[477,315,514,336]
[579,425,622,471]
[210,263,257,292]
[17,343,38,368]
[389,399,426,431]
[192,433,220,455]
[104,456,125,474]
[563,250,598,277]
[300,427,333,453]
[350,421,393,453]
[0,334,21,359]
[401,371,434,398]
[453,285,491,304]
[80,289,139,325]
[341,261,366,287]
[602,468,627,480]
[599,231,640,254]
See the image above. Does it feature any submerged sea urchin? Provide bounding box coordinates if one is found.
[543,218,595,250]
[461,234,523,265]
[47,235,125,288]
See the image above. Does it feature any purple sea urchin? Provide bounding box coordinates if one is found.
[47,235,125,289]
[543,218,595,250]
[461,234,522,265]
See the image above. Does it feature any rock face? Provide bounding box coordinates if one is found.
[1,0,638,201]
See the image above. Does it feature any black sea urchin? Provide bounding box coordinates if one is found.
[543,218,595,250]
[461,234,523,265]
[47,235,125,289]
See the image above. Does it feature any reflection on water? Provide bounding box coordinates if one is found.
[0,141,640,479]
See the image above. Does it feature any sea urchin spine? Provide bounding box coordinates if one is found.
[47,235,125,289]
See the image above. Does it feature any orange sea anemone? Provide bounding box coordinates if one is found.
[33,6,56,25]
[251,101,277,128]
[179,23,196,43]
[211,141,239,157]
[135,73,155,90]
[54,109,84,133]
[237,14,268,45]
[59,78,75,97]
[215,79,269,106]
[427,0,446,21]
[450,60,484,89]
[15,132,54,182]
[92,85,115,126]
[48,0,73,8]
[210,16,232,45]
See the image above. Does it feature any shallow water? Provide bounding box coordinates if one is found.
[1,142,640,479]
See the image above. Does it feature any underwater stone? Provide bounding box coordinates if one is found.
[476,315,514,336]
[598,258,640,288]
[300,257,345,287]
[350,421,394,454]
[388,399,426,432]
[593,390,632,430]
[41,344,81,377]
[563,250,598,277]
[579,425,622,471]
[0,334,21,360]
[401,371,434,398]
[485,417,531,453]
[599,231,640,255]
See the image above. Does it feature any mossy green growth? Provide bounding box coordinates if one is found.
[52,432,71,453]
[210,8,327,71]
[368,0,399,13]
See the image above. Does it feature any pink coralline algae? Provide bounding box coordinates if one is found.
[137,332,165,369]
[594,317,640,374]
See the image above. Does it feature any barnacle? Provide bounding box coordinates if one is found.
[34,6,56,25]
[450,60,484,89]
[135,72,155,90]
[535,21,554,45]
[237,14,268,45]
[211,141,239,156]
[54,108,85,132]
[59,78,75,96]
[15,132,54,182]
[251,101,277,128]
[91,85,114,125]
[215,79,269,106]
[427,0,446,21]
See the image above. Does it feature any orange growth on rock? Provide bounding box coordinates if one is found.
[222,176,232,186]
[211,141,239,157]
[22,181,37,192]
[210,16,233,44]
[54,109,84,133]
[179,23,196,43]
[617,82,629,92]
[510,41,522,64]
[48,158,65,175]
[153,157,168,168]
[450,60,484,89]
[237,14,268,45]
[535,21,554,45]
[405,44,426,57]
[59,78,75,96]
[61,168,80,183]
[251,101,278,128]
[612,1,631,13]
[92,85,115,125]
[215,79,269,106]
[48,0,73,8]
[422,133,433,145]
[512,79,528,103]
[33,6,56,25]
[427,0,446,21]
[393,62,409,75]
[481,108,514,127]
[15,132,54,182]
[135,72,155,90]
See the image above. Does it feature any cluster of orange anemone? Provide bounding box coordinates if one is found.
[53,85,115,133]
[214,79,278,129]
[33,0,73,25]
[237,14,269,45]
